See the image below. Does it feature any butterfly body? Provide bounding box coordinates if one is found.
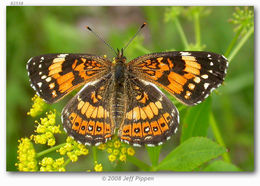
[27,49,228,146]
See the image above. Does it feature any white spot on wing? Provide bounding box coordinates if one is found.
[133,143,141,147]
[37,82,42,87]
[95,142,102,146]
[58,54,69,58]
[204,83,210,89]
[201,74,209,79]
[46,77,52,82]
[77,140,82,144]
[180,52,191,56]
[222,55,228,60]
[27,57,33,64]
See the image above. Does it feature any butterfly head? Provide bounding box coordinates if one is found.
[115,48,126,63]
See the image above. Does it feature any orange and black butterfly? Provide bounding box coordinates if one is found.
[27,24,228,147]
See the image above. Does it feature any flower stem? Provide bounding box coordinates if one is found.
[225,28,242,57]
[175,18,189,49]
[92,146,97,163]
[228,26,254,62]
[36,143,66,158]
[64,158,71,167]
[209,112,231,163]
[194,12,201,48]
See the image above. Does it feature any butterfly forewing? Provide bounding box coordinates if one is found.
[27,54,111,103]
[128,51,228,105]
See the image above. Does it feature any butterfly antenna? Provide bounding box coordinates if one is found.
[123,22,146,51]
[86,26,117,55]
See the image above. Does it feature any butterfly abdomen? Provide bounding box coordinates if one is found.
[110,61,127,128]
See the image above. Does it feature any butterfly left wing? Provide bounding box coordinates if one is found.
[128,51,228,105]
[118,77,179,146]
[62,73,115,146]
[27,53,111,103]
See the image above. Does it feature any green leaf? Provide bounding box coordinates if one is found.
[156,137,226,171]
[203,160,242,171]
[127,155,151,171]
[146,145,162,167]
[181,97,211,143]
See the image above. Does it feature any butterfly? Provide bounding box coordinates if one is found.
[26,24,228,147]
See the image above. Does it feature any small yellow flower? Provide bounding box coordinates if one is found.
[127,147,135,156]
[57,137,89,163]
[27,94,47,117]
[39,157,66,172]
[31,110,61,146]
[119,154,126,162]
[47,138,56,146]
[114,140,121,148]
[16,138,37,171]
[121,147,127,154]
[108,154,116,162]
[97,143,106,150]
[94,163,103,172]
[113,149,120,156]
[107,141,113,147]
[106,148,113,154]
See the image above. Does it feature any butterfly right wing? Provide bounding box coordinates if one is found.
[61,73,115,146]
[27,54,112,103]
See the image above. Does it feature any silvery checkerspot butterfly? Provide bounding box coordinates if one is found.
[26,24,228,147]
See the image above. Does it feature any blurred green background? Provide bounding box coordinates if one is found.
[6,6,254,171]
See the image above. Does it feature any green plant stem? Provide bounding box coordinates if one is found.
[225,28,243,57]
[228,26,254,62]
[146,145,162,167]
[64,158,71,167]
[175,18,189,49]
[92,146,97,163]
[127,155,151,171]
[36,143,66,158]
[209,112,231,163]
[194,12,201,47]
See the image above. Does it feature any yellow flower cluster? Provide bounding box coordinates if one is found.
[94,161,103,172]
[27,94,47,117]
[57,137,89,162]
[30,110,61,146]
[97,139,135,163]
[15,138,38,171]
[39,157,65,172]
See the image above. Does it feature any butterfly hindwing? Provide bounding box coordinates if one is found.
[128,51,228,105]
[118,77,179,146]
[27,54,111,103]
[61,73,115,146]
